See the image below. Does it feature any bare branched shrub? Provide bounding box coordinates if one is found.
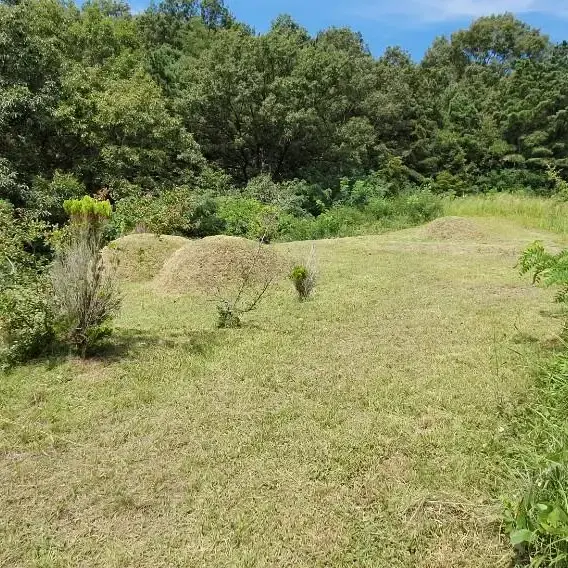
[214,235,279,328]
[290,244,317,301]
[51,197,121,357]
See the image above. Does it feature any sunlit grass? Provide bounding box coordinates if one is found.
[0,219,563,567]
[444,194,568,237]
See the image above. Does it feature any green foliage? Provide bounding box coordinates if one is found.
[502,245,568,565]
[519,242,568,304]
[503,353,568,567]
[0,279,54,369]
[243,174,303,214]
[216,301,241,328]
[0,200,54,367]
[29,172,86,222]
[113,189,224,237]
[63,195,112,220]
[396,190,443,224]
[216,196,279,241]
[1,0,568,242]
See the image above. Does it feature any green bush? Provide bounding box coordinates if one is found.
[394,190,443,224]
[429,171,468,195]
[366,197,395,219]
[216,196,281,240]
[0,279,54,368]
[28,172,86,223]
[0,200,54,367]
[290,252,317,301]
[474,169,551,194]
[243,174,303,214]
[503,244,568,565]
[519,241,568,304]
[339,173,390,206]
[112,189,194,236]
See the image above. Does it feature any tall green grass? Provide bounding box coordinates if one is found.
[445,194,568,235]
[503,349,568,567]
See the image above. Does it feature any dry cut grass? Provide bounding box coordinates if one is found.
[0,217,563,567]
[104,233,189,282]
[153,235,287,295]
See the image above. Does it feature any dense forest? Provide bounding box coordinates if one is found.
[2,0,568,237]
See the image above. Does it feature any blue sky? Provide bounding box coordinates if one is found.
[222,0,568,59]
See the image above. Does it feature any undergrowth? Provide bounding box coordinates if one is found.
[503,242,568,566]
[504,351,568,567]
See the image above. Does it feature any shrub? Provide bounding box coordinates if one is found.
[216,196,281,241]
[366,197,395,219]
[505,245,568,564]
[547,165,568,200]
[339,173,390,206]
[51,196,121,357]
[519,241,568,305]
[214,239,278,328]
[290,246,317,301]
[280,179,329,216]
[429,171,467,195]
[0,200,54,367]
[0,279,54,368]
[394,190,443,224]
[28,172,86,223]
[243,174,303,214]
[474,169,550,194]
[112,188,194,235]
[113,188,225,238]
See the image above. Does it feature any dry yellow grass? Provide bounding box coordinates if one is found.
[421,216,485,241]
[0,218,562,567]
[153,235,287,295]
[104,233,189,282]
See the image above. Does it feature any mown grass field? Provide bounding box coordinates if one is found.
[0,217,564,567]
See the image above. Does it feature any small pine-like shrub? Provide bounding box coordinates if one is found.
[51,196,121,357]
[290,246,317,301]
[290,266,314,301]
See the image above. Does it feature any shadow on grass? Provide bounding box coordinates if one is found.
[511,331,567,354]
[26,328,220,371]
[91,327,220,361]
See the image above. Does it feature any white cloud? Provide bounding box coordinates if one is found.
[356,0,568,23]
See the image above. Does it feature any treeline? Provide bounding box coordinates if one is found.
[2,0,568,234]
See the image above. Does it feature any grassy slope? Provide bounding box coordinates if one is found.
[0,219,563,567]
[444,194,568,236]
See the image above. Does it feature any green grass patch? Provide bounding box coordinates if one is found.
[444,194,568,237]
[502,348,568,567]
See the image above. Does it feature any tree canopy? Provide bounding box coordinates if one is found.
[0,1,566,221]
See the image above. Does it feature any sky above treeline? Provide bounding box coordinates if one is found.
[130,0,567,59]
